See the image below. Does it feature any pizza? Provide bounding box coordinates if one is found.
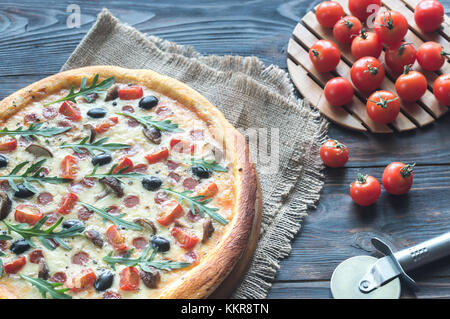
[0,66,258,299]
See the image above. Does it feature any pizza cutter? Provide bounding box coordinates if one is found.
[330,232,450,299]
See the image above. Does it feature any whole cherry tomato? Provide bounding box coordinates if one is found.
[433,74,450,106]
[324,77,354,107]
[309,40,341,72]
[351,29,382,59]
[417,41,448,71]
[395,66,427,102]
[385,42,417,74]
[414,0,444,33]
[374,11,408,45]
[320,139,349,168]
[333,16,362,45]
[316,1,345,28]
[350,56,385,92]
[366,90,401,124]
[350,174,381,206]
[382,162,414,195]
[349,0,381,22]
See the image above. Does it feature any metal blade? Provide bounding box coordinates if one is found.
[358,256,401,293]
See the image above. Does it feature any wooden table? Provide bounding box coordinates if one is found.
[1,0,449,299]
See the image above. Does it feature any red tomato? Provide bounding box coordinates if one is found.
[105,225,128,251]
[171,227,199,250]
[414,0,444,33]
[385,42,417,74]
[320,139,349,168]
[395,67,427,102]
[58,192,78,215]
[156,200,184,226]
[349,0,381,21]
[324,77,354,107]
[14,204,43,226]
[196,182,219,199]
[118,86,144,100]
[94,117,118,134]
[333,16,362,45]
[70,268,97,293]
[374,11,408,45]
[315,1,345,28]
[3,256,26,274]
[366,90,401,124]
[60,155,78,179]
[417,41,448,71]
[433,74,450,106]
[144,148,169,164]
[59,101,82,122]
[309,40,341,72]
[112,157,134,174]
[0,137,17,152]
[350,174,381,206]
[119,267,140,291]
[382,162,414,195]
[350,57,385,92]
[351,29,382,59]
[170,138,195,154]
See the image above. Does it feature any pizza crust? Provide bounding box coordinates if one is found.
[0,66,259,299]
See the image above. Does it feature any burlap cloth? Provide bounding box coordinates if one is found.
[62,9,328,298]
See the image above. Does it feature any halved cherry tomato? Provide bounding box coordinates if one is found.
[309,40,341,73]
[94,117,119,134]
[59,101,82,122]
[14,204,43,226]
[70,268,97,293]
[197,182,219,200]
[433,74,450,106]
[417,41,448,71]
[414,0,444,33]
[366,90,400,124]
[382,162,414,195]
[171,227,199,250]
[349,0,381,21]
[0,137,17,152]
[315,1,345,28]
[119,267,140,291]
[156,200,184,226]
[350,174,381,206]
[351,29,382,60]
[58,192,78,215]
[374,11,408,45]
[333,16,362,45]
[3,256,26,274]
[395,67,427,102]
[145,148,169,164]
[60,155,78,179]
[105,225,128,251]
[324,77,354,107]
[170,139,195,154]
[385,42,417,74]
[350,56,385,92]
[112,157,134,174]
[320,139,349,168]
[118,86,144,100]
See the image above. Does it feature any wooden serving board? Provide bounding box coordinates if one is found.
[287,0,450,133]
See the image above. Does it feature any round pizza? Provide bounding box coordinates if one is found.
[0,66,258,299]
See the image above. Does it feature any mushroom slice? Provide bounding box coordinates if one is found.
[83,124,97,143]
[202,216,215,243]
[105,84,119,102]
[99,177,124,198]
[38,259,49,280]
[0,192,11,220]
[25,144,53,157]
[134,218,157,234]
[143,128,161,144]
[140,268,161,289]
[84,229,104,248]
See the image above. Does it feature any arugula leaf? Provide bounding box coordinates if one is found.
[86,163,145,181]
[189,158,227,173]
[44,74,115,106]
[20,275,72,299]
[79,202,142,231]
[0,235,12,240]
[60,136,130,156]
[116,112,183,132]
[0,123,70,142]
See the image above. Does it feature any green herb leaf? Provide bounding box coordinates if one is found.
[20,274,72,299]
[0,258,2,277]
[60,136,130,156]
[79,202,142,231]
[116,112,183,132]
[0,235,12,241]
[189,158,227,173]
[0,123,70,142]
[86,163,146,181]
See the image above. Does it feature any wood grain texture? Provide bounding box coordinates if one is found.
[0,0,450,299]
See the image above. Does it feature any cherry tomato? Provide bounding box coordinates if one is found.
[118,86,143,100]
[170,138,195,154]
[417,41,448,71]
[60,155,78,179]
[94,117,119,134]
[59,101,82,122]
[374,11,408,45]
[309,40,341,72]
[414,0,444,33]
[3,256,26,274]
[366,90,401,124]
[105,225,128,252]
[320,139,349,168]
[385,42,417,74]
[395,67,427,102]
[58,192,78,215]
[197,182,219,199]
[382,162,414,195]
[119,267,140,291]
[112,156,134,174]
[350,174,381,206]
[351,29,382,59]
[349,0,381,22]
[433,74,450,106]
[333,16,362,45]
[0,137,17,152]
[171,227,199,250]
[156,200,184,226]
[144,148,170,164]
[324,77,354,107]
[315,1,345,28]
[14,204,44,226]
[70,268,97,293]
[350,56,385,92]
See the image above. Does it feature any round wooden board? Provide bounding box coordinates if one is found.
[287,0,450,133]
